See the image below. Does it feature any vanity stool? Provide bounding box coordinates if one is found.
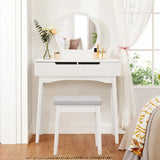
[53,96,102,155]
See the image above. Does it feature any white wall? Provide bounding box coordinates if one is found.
[134,88,160,109]
[31,0,160,134]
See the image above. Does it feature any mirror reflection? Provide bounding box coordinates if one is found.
[57,14,98,50]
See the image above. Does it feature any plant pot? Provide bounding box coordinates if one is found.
[54,52,61,60]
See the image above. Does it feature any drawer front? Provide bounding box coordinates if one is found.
[78,62,121,76]
[35,63,77,76]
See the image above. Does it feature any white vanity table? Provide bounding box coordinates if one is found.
[35,58,121,144]
[34,12,121,146]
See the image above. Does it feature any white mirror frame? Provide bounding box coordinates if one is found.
[55,11,101,54]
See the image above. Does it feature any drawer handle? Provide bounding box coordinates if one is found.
[55,62,77,65]
[78,62,100,65]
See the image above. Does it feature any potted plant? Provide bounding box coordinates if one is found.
[54,52,61,60]
[34,20,58,59]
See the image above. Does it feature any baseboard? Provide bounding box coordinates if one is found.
[31,123,125,134]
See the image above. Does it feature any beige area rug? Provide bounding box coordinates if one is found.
[26,135,124,160]
[0,135,124,160]
[25,156,114,159]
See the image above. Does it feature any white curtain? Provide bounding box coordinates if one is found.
[112,0,154,129]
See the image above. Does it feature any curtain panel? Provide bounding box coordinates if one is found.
[112,0,154,129]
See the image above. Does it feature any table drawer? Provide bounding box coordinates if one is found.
[78,62,120,76]
[35,62,78,76]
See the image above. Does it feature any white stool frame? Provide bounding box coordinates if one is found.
[53,105,102,155]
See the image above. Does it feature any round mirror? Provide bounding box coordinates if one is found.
[56,13,98,51]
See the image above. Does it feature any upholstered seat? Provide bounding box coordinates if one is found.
[54,96,102,105]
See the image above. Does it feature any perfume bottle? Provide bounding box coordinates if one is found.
[101,48,104,59]
[94,48,97,59]
[103,48,106,59]
[97,45,100,59]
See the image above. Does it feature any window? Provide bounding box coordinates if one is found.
[129,0,160,86]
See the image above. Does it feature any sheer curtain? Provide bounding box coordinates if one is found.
[112,0,154,129]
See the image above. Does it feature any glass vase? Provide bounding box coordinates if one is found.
[43,44,51,60]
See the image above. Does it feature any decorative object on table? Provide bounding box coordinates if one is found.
[34,20,58,60]
[54,52,61,60]
[94,48,98,59]
[97,44,100,59]
[101,48,106,59]
[101,48,104,59]
[94,45,106,59]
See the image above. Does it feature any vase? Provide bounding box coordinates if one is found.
[43,44,51,60]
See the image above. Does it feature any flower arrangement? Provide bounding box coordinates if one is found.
[34,20,58,59]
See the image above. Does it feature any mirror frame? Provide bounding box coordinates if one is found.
[55,12,100,53]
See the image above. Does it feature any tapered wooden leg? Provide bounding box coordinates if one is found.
[35,78,43,143]
[54,106,60,155]
[112,77,119,144]
[96,106,102,155]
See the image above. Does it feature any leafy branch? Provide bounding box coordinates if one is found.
[91,33,97,44]
[129,53,160,85]
[34,20,57,45]
[34,20,58,59]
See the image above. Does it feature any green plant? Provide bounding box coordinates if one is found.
[91,32,97,44]
[129,53,160,85]
[34,20,57,59]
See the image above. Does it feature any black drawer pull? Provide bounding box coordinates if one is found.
[78,62,100,65]
[55,62,77,65]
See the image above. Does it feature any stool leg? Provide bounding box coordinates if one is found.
[96,106,102,155]
[54,106,60,155]
[94,112,98,147]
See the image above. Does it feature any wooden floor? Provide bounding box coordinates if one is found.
[0,134,125,160]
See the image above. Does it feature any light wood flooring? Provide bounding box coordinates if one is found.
[0,134,125,160]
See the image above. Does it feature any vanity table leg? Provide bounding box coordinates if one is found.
[40,84,45,135]
[112,77,119,144]
[35,78,44,143]
[111,88,115,135]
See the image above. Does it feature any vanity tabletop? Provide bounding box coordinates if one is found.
[35,58,120,63]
